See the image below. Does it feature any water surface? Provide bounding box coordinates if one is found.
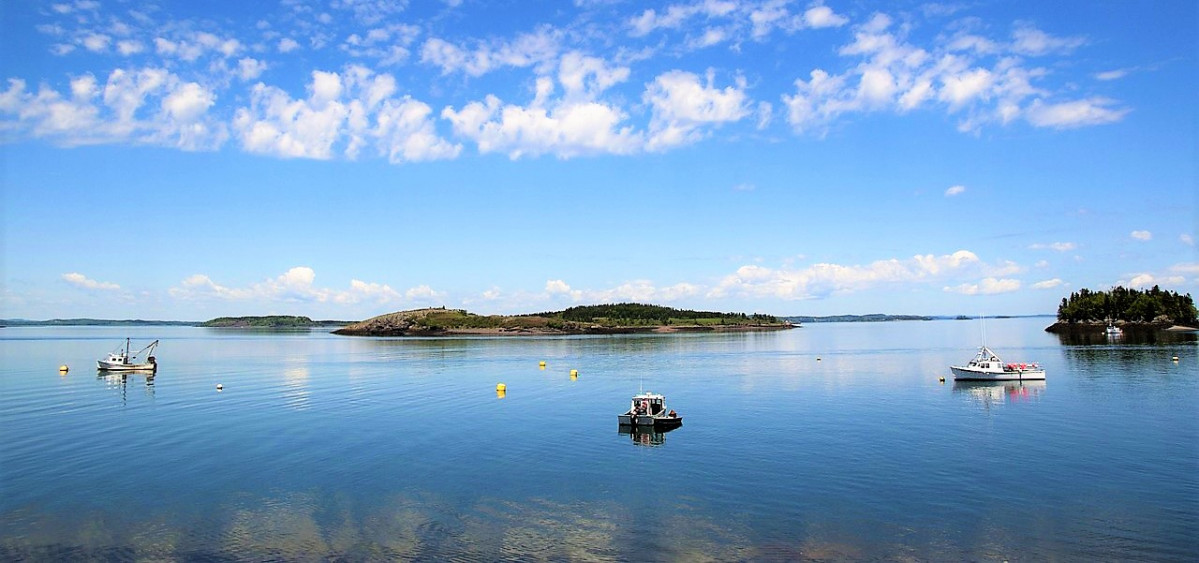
[2,319,1196,561]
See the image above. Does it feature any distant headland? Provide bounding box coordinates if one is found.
[332,304,793,337]
[1044,286,1199,333]
[200,316,350,328]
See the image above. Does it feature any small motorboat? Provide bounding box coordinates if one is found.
[97,338,159,372]
[1105,322,1123,337]
[618,391,682,429]
[950,345,1044,381]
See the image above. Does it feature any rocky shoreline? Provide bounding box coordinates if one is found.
[1044,321,1199,333]
[331,307,796,337]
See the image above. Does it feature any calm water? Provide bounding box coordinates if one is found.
[1,319,1196,561]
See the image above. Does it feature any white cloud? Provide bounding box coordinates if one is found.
[709,250,988,300]
[420,27,560,77]
[1180,234,1194,246]
[1010,23,1085,56]
[1095,69,1128,81]
[1118,268,1189,289]
[233,66,460,162]
[644,69,750,151]
[943,277,1021,295]
[544,278,700,304]
[278,38,301,53]
[1170,263,1199,275]
[803,5,848,29]
[1130,230,1152,241]
[1030,242,1076,252]
[0,68,226,150]
[945,185,966,196]
[237,58,268,81]
[782,12,1124,134]
[1032,278,1064,290]
[62,272,120,291]
[1024,97,1128,129]
[169,267,434,306]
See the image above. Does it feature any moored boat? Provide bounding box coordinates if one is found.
[950,345,1044,381]
[97,338,159,372]
[618,391,682,428]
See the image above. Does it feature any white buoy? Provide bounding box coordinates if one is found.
[216,383,224,391]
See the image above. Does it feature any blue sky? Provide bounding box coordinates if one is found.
[1,0,1195,321]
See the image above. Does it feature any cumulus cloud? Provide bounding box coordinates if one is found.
[0,68,226,150]
[644,69,750,151]
[1130,230,1152,241]
[709,250,990,300]
[1031,278,1064,290]
[544,278,700,304]
[62,272,120,290]
[803,5,849,29]
[782,14,1125,134]
[945,185,966,196]
[1182,234,1195,246]
[943,277,1021,295]
[420,27,560,77]
[232,65,460,162]
[169,267,434,306]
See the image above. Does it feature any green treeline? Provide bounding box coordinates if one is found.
[533,303,780,326]
[202,315,321,328]
[1056,286,1198,324]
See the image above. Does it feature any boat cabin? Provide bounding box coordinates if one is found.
[630,392,667,416]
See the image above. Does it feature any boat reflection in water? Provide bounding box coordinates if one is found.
[618,424,677,447]
[953,380,1044,408]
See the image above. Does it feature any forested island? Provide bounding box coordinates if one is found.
[1045,286,1198,333]
[333,304,791,336]
[201,316,349,328]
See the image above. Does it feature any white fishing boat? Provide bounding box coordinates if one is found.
[97,338,159,372]
[1105,322,1123,337]
[950,345,1044,381]
[618,391,682,428]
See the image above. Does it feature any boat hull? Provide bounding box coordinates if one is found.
[97,361,157,372]
[618,413,683,428]
[951,366,1044,381]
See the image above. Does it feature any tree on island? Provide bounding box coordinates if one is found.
[1056,286,1198,325]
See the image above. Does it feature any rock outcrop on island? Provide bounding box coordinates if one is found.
[332,305,794,337]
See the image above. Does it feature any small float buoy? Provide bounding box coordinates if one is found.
[816,357,821,361]
[216,384,224,391]
[570,369,578,377]
[58,364,69,373]
[939,376,946,383]
[496,389,506,399]
[1173,356,1180,363]
[539,361,546,368]
[496,383,506,392]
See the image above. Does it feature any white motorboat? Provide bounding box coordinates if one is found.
[618,391,682,428]
[950,345,1044,381]
[1105,322,1123,337]
[97,338,159,372]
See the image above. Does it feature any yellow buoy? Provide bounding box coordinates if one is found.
[58,364,69,373]
[939,376,946,383]
[539,361,546,368]
[496,389,506,399]
[496,383,506,392]
[570,369,578,377]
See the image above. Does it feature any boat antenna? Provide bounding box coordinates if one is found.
[978,314,987,349]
